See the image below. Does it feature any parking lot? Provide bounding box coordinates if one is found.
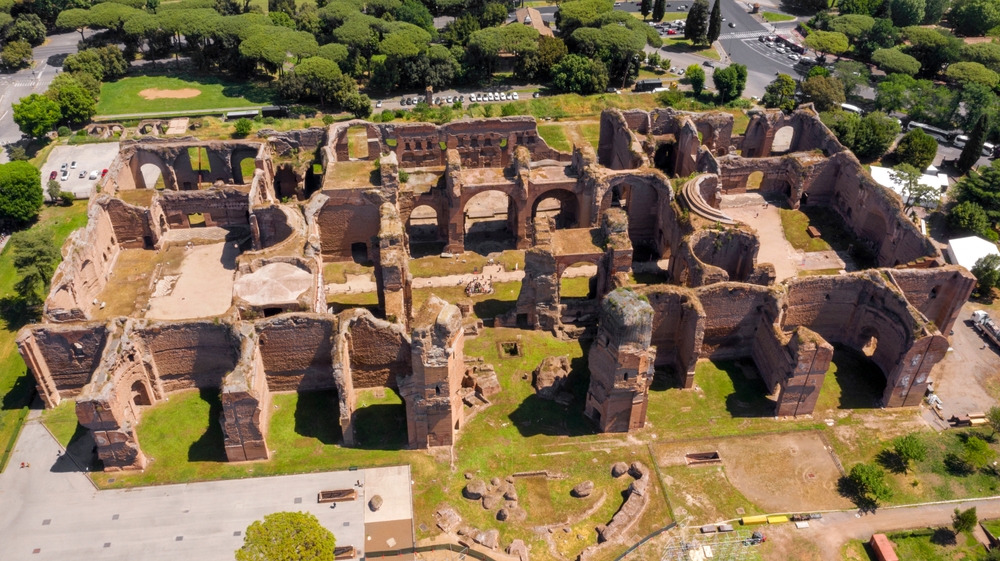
[40,143,120,200]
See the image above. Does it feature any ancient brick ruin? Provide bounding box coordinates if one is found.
[16,105,979,471]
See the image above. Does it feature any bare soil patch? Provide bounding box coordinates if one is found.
[138,88,202,100]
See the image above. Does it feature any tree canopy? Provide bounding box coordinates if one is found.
[872,48,921,75]
[894,128,939,169]
[712,63,746,103]
[946,61,1000,86]
[235,511,336,561]
[551,53,609,94]
[804,30,849,56]
[12,94,61,138]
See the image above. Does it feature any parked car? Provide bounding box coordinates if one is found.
[667,28,677,34]
[102,168,109,177]
[60,171,68,181]
[78,171,86,179]
[49,171,57,180]
[89,170,98,180]
[703,61,714,67]
[60,163,68,171]
[375,100,382,108]
[511,92,519,100]
[533,92,540,98]
[71,161,77,169]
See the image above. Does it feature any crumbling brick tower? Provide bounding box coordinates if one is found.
[399,296,466,447]
[585,288,656,432]
[373,202,412,325]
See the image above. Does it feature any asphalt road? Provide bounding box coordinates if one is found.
[0,31,90,163]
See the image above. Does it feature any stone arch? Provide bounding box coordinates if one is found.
[530,188,580,230]
[462,189,519,254]
[231,148,259,185]
[131,379,152,406]
[771,126,795,153]
[131,150,171,190]
[407,204,446,246]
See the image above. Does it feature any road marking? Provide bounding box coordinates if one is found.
[720,30,769,39]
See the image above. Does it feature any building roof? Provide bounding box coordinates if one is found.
[513,7,554,37]
[869,165,948,209]
[947,235,1000,270]
[868,534,899,561]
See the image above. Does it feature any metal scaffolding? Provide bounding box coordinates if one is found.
[660,528,764,561]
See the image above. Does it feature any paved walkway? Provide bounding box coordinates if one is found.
[805,498,1000,561]
[0,416,411,561]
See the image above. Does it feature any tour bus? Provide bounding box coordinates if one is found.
[840,103,863,115]
[907,121,959,143]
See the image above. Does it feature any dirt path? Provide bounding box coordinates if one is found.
[927,302,1000,428]
[804,497,1000,561]
[722,193,799,281]
[324,265,599,295]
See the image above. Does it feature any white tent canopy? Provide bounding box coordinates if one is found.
[947,236,1000,270]
[869,165,948,209]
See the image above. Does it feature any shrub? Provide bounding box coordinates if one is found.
[262,116,276,125]
[322,114,335,125]
[233,118,253,137]
[57,126,71,137]
[894,128,938,170]
[58,191,75,206]
[398,170,409,183]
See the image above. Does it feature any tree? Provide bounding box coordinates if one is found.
[707,0,721,44]
[235,511,336,561]
[903,26,961,77]
[804,30,849,58]
[848,463,892,507]
[12,94,61,139]
[46,179,60,204]
[872,48,921,75]
[947,62,1000,87]
[855,112,901,160]
[652,0,665,22]
[808,65,831,78]
[829,14,876,41]
[963,435,996,470]
[923,0,950,23]
[802,75,845,111]
[951,0,1000,37]
[552,54,609,94]
[892,434,927,473]
[11,228,60,306]
[840,0,881,14]
[47,78,96,125]
[56,8,91,41]
[894,128,938,169]
[234,118,253,137]
[641,0,652,20]
[685,0,709,46]
[972,254,1000,293]
[860,18,899,57]
[833,61,871,98]
[686,63,706,95]
[959,114,990,174]
[763,73,796,111]
[962,42,1000,73]
[892,163,937,209]
[396,0,435,35]
[515,35,567,81]
[954,507,978,534]
[0,160,43,226]
[7,14,47,47]
[712,63,746,103]
[1,40,33,69]
[950,201,995,240]
[890,0,925,27]
[481,2,509,27]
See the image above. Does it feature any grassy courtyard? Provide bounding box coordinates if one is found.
[96,75,273,116]
[0,201,89,471]
[842,529,983,561]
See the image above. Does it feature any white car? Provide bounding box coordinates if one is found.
[788,53,800,61]
[512,92,519,100]
[89,170,98,180]
[60,170,68,181]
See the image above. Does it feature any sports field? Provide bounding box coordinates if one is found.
[96,75,274,116]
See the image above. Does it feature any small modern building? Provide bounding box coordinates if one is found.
[868,533,899,561]
[947,235,1000,270]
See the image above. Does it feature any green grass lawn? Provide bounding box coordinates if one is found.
[537,124,571,152]
[779,208,834,253]
[41,399,80,447]
[0,201,89,471]
[408,251,524,278]
[658,37,721,61]
[885,529,982,561]
[96,75,274,116]
[761,11,795,22]
[579,123,601,148]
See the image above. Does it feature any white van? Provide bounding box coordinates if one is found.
[840,103,863,115]
[954,135,996,156]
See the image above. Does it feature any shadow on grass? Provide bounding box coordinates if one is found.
[930,528,958,546]
[836,475,881,513]
[188,389,227,463]
[353,402,407,450]
[875,449,908,475]
[409,241,447,259]
[473,298,516,320]
[511,351,594,437]
[798,204,877,269]
[720,361,774,418]
[829,345,887,410]
[650,366,682,392]
[294,390,342,445]
[1,371,34,412]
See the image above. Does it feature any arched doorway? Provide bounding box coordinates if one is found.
[407,205,445,257]
[232,150,258,185]
[464,190,518,255]
[531,189,579,229]
[771,126,794,153]
[131,380,152,406]
[560,260,599,326]
[139,163,164,190]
